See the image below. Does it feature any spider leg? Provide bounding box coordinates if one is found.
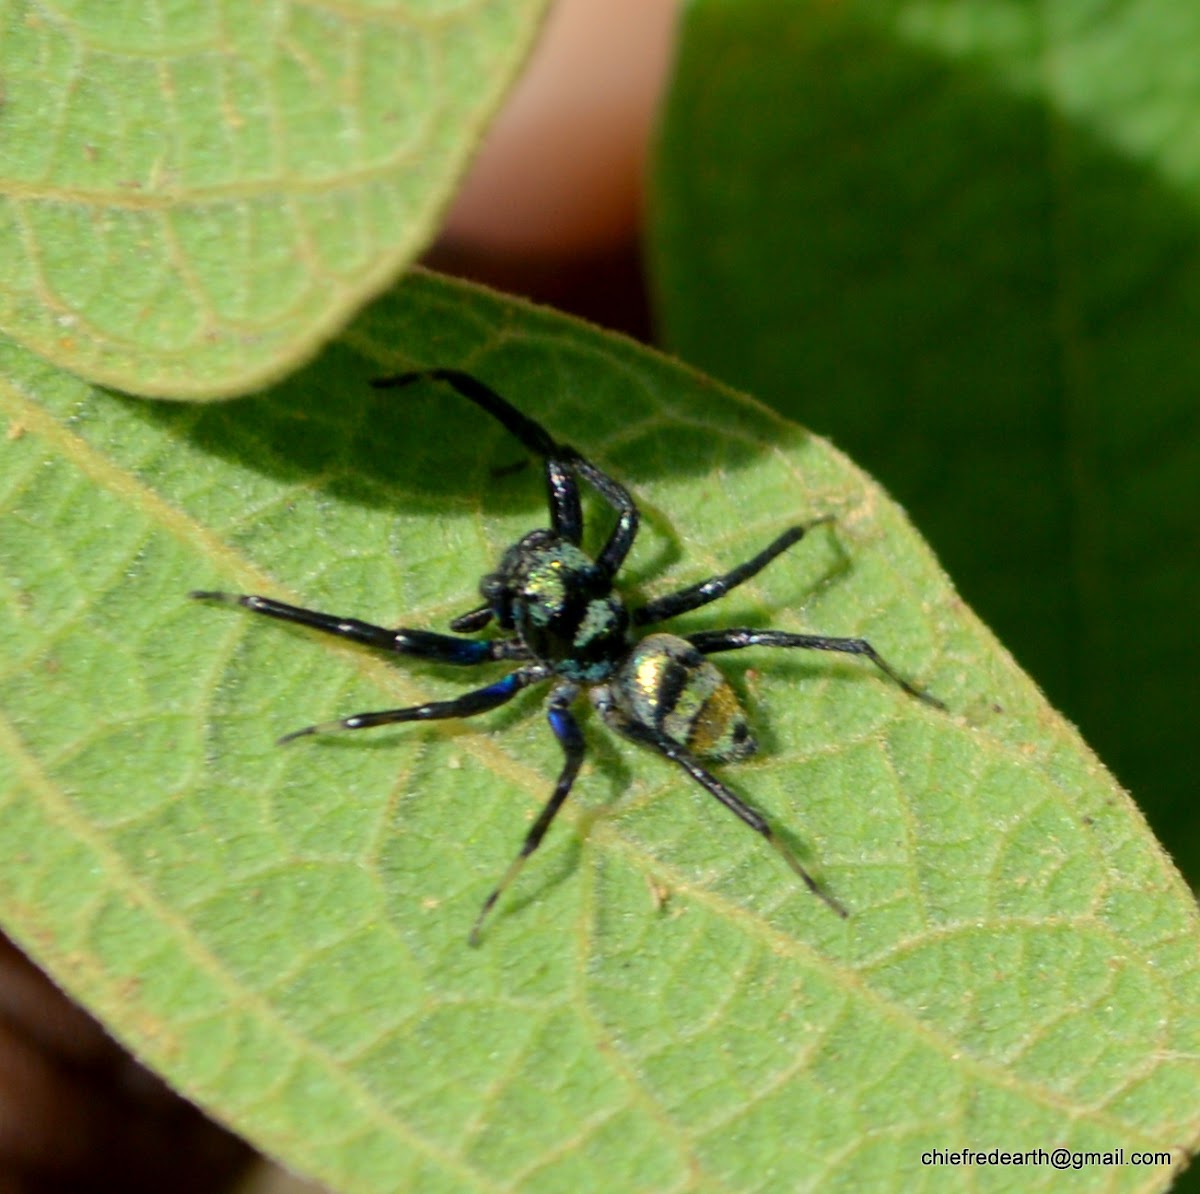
[190,591,529,664]
[633,520,832,627]
[373,370,640,577]
[372,369,583,546]
[686,628,945,710]
[448,604,495,634]
[610,717,847,917]
[276,666,545,744]
[470,683,584,945]
[571,453,639,581]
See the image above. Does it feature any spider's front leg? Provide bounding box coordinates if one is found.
[373,369,640,580]
[372,369,583,546]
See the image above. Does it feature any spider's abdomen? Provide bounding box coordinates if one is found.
[606,633,757,762]
[490,531,629,681]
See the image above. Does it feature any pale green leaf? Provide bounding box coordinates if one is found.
[0,271,1195,1191]
[0,0,547,397]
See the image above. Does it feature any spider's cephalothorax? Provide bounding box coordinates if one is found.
[192,369,944,942]
[479,529,630,683]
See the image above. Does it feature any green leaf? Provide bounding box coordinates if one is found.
[1,271,1195,1191]
[0,0,546,397]
[649,0,1200,902]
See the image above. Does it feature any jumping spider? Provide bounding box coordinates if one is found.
[193,370,942,942]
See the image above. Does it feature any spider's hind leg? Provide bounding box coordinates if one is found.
[668,739,850,918]
[470,682,585,945]
[596,699,848,917]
